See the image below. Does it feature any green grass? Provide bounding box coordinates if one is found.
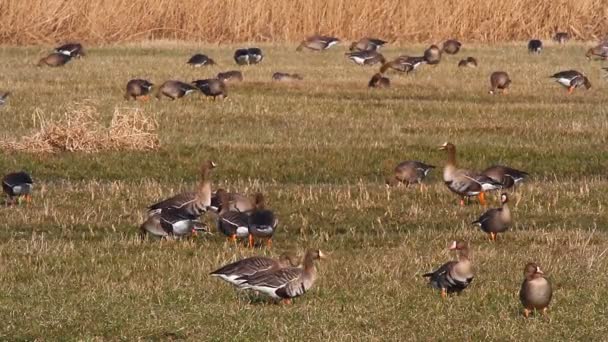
[1,41,608,340]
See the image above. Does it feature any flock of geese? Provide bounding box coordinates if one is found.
[3,31,606,315]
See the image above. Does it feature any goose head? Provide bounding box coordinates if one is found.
[524,262,544,280]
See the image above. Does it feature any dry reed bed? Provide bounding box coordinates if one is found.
[1,0,606,44]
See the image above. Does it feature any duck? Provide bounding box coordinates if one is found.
[387,161,435,188]
[519,262,552,318]
[272,72,304,82]
[234,48,264,65]
[423,45,442,65]
[216,190,251,243]
[2,171,33,205]
[0,92,9,106]
[124,79,154,100]
[155,80,198,100]
[147,160,216,217]
[37,53,71,67]
[481,165,529,189]
[210,188,255,214]
[442,39,462,54]
[439,142,502,206]
[210,252,301,287]
[550,70,591,94]
[217,70,243,83]
[187,54,216,67]
[349,38,387,52]
[345,50,386,66]
[472,193,511,241]
[489,71,511,95]
[247,193,278,248]
[368,73,390,88]
[423,241,473,298]
[379,56,426,74]
[586,44,608,60]
[458,57,478,68]
[55,43,85,58]
[296,35,340,51]
[139,208,206,240]
[553,32,569,44]
[528,39,543,53]
[237,249,326,304]
[192,78,227,100]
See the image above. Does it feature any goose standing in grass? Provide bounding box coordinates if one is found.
[472,193,511,241]
[248,193,278,248]
[550,70,591,94]
[37,53,71,67]
[423,45,442,65]
[124,79,153,100]
[349,38,387,51]
[296,35,340,52]
[216,190,251,243]
[585,44,608,60]
[237,249,326,304]
[55,43,85,58]
[528,39,543,54]
[442,39,462,54]
[210,188,255,214]
[217,71,243,83]
[192,78,227,100]
[489,71,511,95]
[386,161,435,188]
[380,56,426,74]
[553,32,569,44]
[345,50,385,66]
[210,252,300,287]
[272,72,304,82]
[187,54,216,67]
[458,57,478,68]
[2,171,33,206]
[234,48,264,65]
[439,142,502,206]
[0,92,9,106]
[155,80,198,100]
[482,165,529,189]
[140,208,206,240]
[520,262,552,318]
[423,241,473,298]
[368,73,390,88]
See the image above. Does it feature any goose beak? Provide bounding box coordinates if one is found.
[448,241,458,250]
[438,142,448,150]
[536,267,544,275]
[318,250,328,259]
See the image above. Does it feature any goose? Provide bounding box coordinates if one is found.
[458,57,478,68]
[528,40,543,54]
[37,53,71,67]
[0,92,9,106]
[379,56,426,74]
[442,39,462,54]
[210,252,300,287]
[349,38,387,52]
[439,142,502,206]
[210,188,255,214]
[520,262,552,318]
[147,160,216,217]
[296,35,340,52]
[234,48,264,65]
[55,43,85,58]
[155,80,198,100]
[586,45,608,60]
[423,45,442,65]
[237,249,326,304]
[489,71,511,95]
[345,50,386,66]
[423,241,473,298]
[247,193,278,248]
[192,78,227,100]
[124,79,154,100]
[368,73,390,88]
[481,165,529,189]
[550,70,591,94]
[139,208,206,240]
[387,161,435,188]
[553,32,569,44]
[217,70,243,83]
[187,54,216,67]
[216,190,251,243]
[272,72,303,82]
[2,171,33,205]
[472,193,511,241]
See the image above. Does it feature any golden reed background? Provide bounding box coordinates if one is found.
[0,0,606,44]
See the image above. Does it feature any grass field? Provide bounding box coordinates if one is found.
[1,42,608,340]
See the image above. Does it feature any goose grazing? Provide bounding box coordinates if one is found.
[210,188,255,214]
[139,208,206,240]
[55,43,85,58]
[296,35,340,52]
[439,142,502,206]
[350,38,387,52]
[0,92,10,106]
[217,70,243,83]
[272,72,303,82]
[458,57,478,68]
[368,73,390,88]
[237,249,326,304]
[187,54,216,67]
[379,56,426,74]
[550,70,591,94]
[423,241,473,298]
[37,53,71,67]
[553,32,569,44]
[155,80,198,100]
[489,71,511,95]
[442,39,462,54]
[210,252,300,287]
[586,44,608,60]
[519,262,552,318]
[2,171,34,206]
[192,78,227,100]
[147,160,216,217]
[234,48,264,65]
[387,161,435,188]
[216,190,251,243]
[472,193,511,241]
[124,79,154,100]
[482,165,529,189]
[528,39,543,54]
[423,45,442,65]
[248,193,278,248]
[345,50,386,66]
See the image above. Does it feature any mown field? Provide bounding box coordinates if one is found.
[1,42,608,340]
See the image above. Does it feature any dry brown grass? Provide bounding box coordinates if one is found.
[1,0,606,44]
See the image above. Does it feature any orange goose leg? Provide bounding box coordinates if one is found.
[281,298,292,305]
[441,289,447,299]
[460,198,466,207]
[478,192,487,206]
[567,86,574,95]
[229,234,237,244]
[523,308,530,318]
[266,238,272,248]
[248,234,254,248]
[490,232,497,242]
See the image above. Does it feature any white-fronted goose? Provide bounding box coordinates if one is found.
[528,40,543,53]
[192,79,227,100]
[272,72,303,82]
[296,35,340,52]
[550,70,591,94]
[0,92,9,106]
[210,188,255,213]
[520,262,552,318]
[387,161,435,187]
[439,142,502,206]
[472,193,511,241]
[2,171,33,205]
[55,43,85,58]
[553,32,569,44]
[237,249,326,304]
[380,56,426,74]
[147,160,216,217]
[368,73,390,88]
[248,193,278,248]
[140,208,205,240]
[125,79,153,100]
[442,39,461,54]
[350,38,387,52]
[187,54,216,67]
[210,252,300,287]
[458,57,477,68]
[586,44,608,60]
[423,241,473,298]
[482,165,529,189]
[489,71,511,95]
[37,53,71,67]
[234,48,264,65]
[345,50,386,66]
[155,80,198,100]
[423,45,442,65]
[217,70,243,83]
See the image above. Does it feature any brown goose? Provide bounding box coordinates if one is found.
[553,32,569,44]
[247,193,278,248]
[124,79,154,100]
[387,161,435,188]
[423,241,473,298]
[350,38,387,52]
[55,43,85,58]
[458,57,478,68]
[345,50,386,66]
[192,78,227,100]
[489,71,511,95]
[442,39,462,54]
[147,160,216,217]
[37,53,71,67]
[217,70,243,83]
[380,56,426,74]
[272,72,304,82]
[472,193,511,241]
[368,73,390,88]
[423,45,442,65]
[210,188,255,214]
[237,249,326,304]
[519,262,552,318]
[210,252,300,287]
[296,35,340,52]
[550,70,591,94]
[482,165,529,189]
[439,142,502,206]
[585,44,608,60]
[156,80,198,100]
